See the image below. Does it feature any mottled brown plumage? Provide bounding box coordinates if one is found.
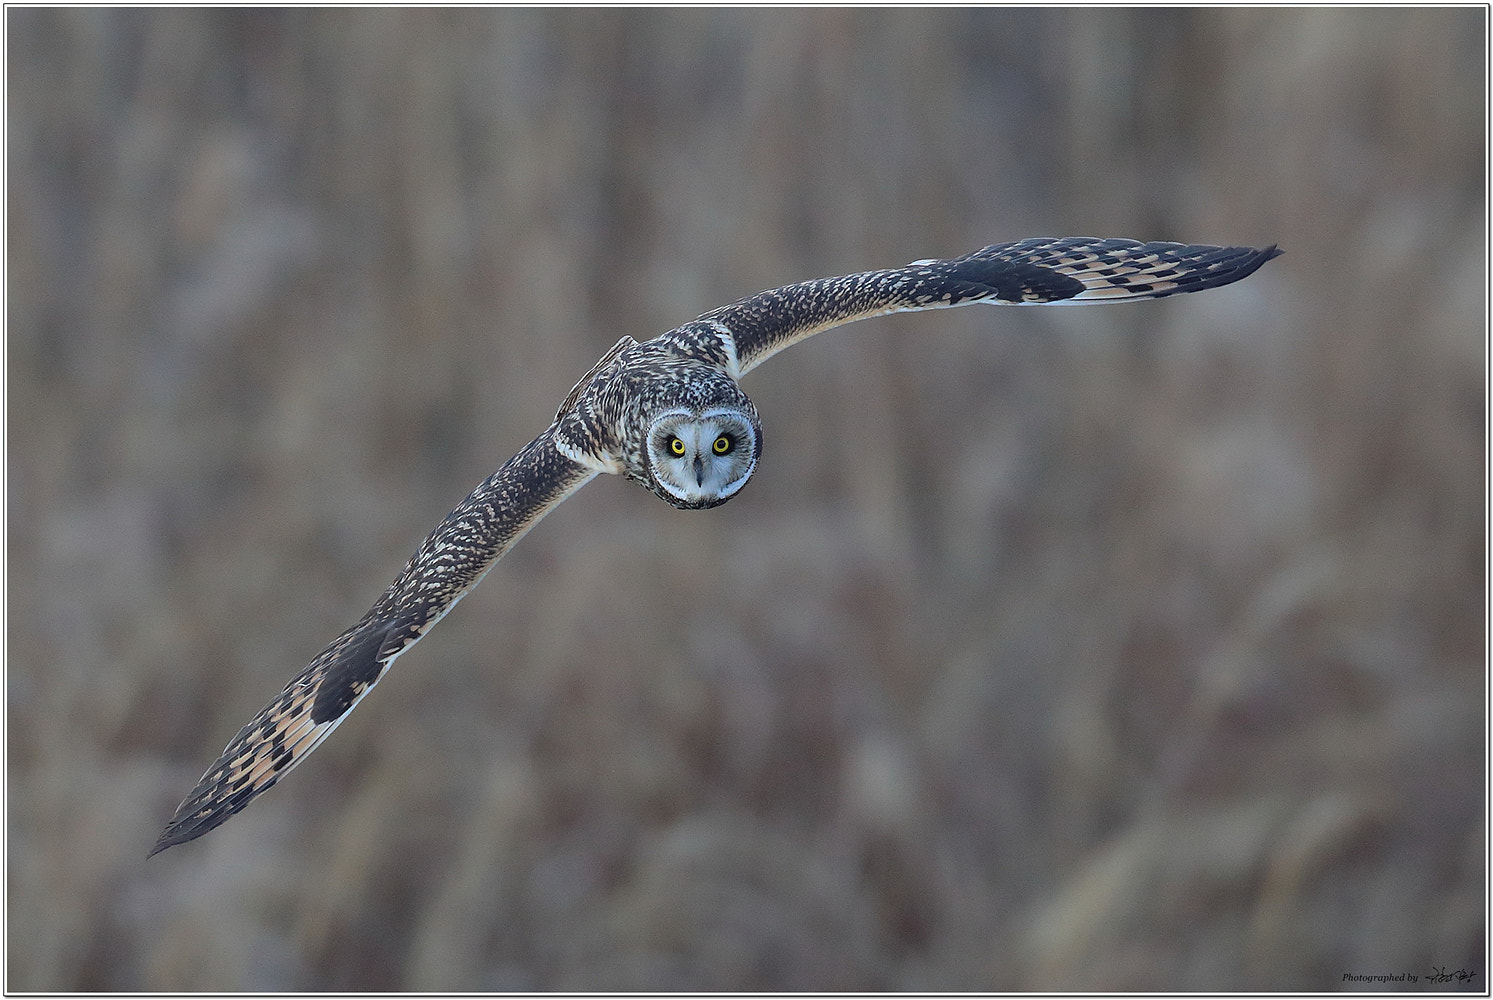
[152,237,1279,856]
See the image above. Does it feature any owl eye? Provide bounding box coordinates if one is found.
[712,434,734,455]
[669,437,687,457]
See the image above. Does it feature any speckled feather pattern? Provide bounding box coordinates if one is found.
[150,429,597,855]
[152,237,1278,855]
[702,237,1281,375]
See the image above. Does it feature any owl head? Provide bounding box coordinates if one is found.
[643,404,762,509]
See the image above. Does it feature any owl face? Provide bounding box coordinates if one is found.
[644,406,761,509]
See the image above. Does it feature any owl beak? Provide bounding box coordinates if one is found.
[693,456,705,486]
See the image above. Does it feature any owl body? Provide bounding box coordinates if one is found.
[151,237,1280,855]
[555,324,763,509]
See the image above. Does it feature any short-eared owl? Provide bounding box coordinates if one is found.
[151,237,1280,856]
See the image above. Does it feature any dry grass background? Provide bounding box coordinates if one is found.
[6,7,1485,992]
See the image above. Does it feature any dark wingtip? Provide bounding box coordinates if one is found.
[1217,243,1282,287]
[148,782,245,858]
[148,815,203,858]
[147,828,180,859]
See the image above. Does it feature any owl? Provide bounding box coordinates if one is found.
[151,237,1280,855]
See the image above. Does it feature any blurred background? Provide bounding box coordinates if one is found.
[7,7,1485,991]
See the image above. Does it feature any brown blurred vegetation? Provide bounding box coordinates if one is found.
[7,8,1485,991]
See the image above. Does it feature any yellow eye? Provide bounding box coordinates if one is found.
[713,434,733,455]
[669,437,686,456]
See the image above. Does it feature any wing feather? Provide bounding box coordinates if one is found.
[703,237,1281,376]
[151,426,597,856]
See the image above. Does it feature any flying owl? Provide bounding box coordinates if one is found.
[150,237,1280,856]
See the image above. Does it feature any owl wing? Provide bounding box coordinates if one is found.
[150,426,600,856]
[699,238,1281,377]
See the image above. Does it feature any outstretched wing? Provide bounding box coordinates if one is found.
[701,237,1281,376]
[151,426,598,856]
